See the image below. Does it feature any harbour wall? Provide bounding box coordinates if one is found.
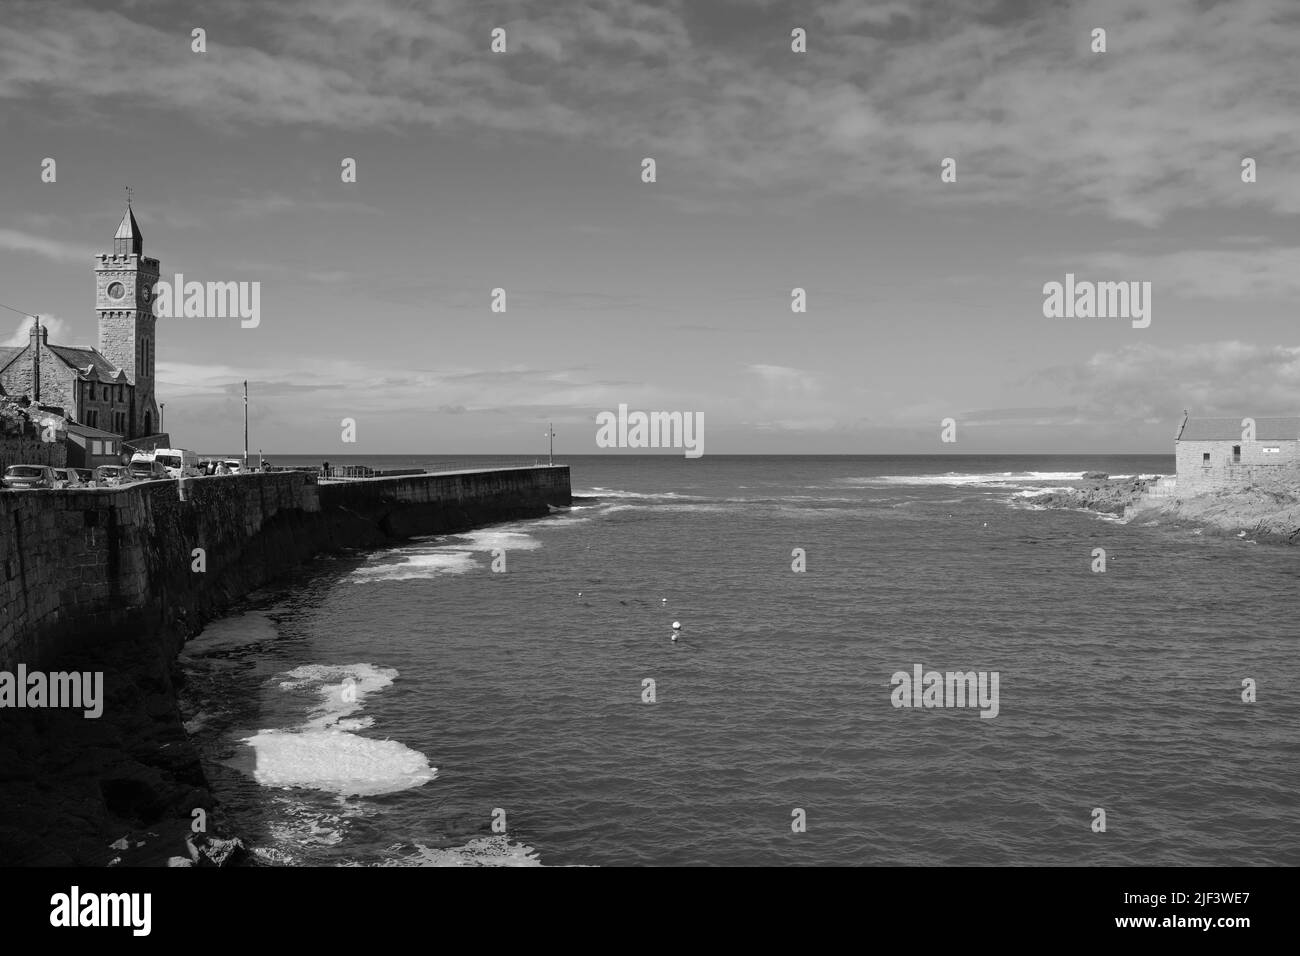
[0,466,571,669]
[0,466,570,864]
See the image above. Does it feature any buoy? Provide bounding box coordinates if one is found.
[661,597,667,604]
[671,634,678,642]
[672,621,681,630]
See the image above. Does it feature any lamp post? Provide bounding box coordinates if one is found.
[545,422,555,466]
[160,402,165,433]
[243,380,249,472]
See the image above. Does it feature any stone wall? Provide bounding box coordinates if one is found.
[0,436,68,474]
[0,466,571,670]
[1175,439,1300,495]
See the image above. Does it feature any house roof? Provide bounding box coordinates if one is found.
[0,345,24,374]
[1178,416,1300,441]
[0,342,126,382]
[47,346,124,380]
[65,420,123,440]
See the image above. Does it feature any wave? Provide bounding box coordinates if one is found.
[374,835,545,867]
[845,471,1088,488]
[577,487,711,501]
[241,663,437,797]
[349,527,543,582]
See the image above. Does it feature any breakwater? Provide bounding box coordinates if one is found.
[0,466,570,864]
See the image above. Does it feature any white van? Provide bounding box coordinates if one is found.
[134,448,201,478]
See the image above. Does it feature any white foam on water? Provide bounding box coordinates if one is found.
[350,549,478,582]
[455,529,543,551]
[577,488,708,501]
[245,728,437,797]
[243,663,437,797]
[846,471,1086,487]
[375,835,544,867]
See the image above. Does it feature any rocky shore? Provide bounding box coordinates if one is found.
[1023,473,1157,515]
[1128,480,1300,543]
[1024,473,1300,543]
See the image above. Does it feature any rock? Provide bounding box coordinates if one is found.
[187,833,250,867]
[1082,471,1109,481]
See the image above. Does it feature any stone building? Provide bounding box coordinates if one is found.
[1174,412,1300,495]
[0,205,162,441]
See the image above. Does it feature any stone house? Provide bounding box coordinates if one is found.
[1174,412,1300,494]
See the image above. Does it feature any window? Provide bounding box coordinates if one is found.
[117,385,123,401]
[1202,452,1210,463]
[103,386,110,401]
[1233,444,1241,463]
[91,440,102,455]
[87,410,98,428]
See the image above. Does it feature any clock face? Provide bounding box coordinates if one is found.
[107,282,126,300]
[141,285,152,303]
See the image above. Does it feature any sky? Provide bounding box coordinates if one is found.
[1,0,1298,455]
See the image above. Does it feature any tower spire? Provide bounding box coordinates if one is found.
[114,193,143,257]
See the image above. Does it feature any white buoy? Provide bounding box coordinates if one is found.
[662,598,667,604]
[671,634,678,642]
[672,621,681,630]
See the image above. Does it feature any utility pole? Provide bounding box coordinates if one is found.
[243,380,249,472]
[546,422,555,466]
[32,315,40,403]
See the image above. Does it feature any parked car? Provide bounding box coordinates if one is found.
[74,468,95,484]
[94,465,131,486]
[53,468,83,488]
[127,459,170,481]
[2,464,58,490]
[222,459,243,475]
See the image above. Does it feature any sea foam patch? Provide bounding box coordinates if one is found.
[377,835,544,867]
[243,663,436,797]
[350,549,478,583]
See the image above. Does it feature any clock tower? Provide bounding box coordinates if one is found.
[95,202,161,437]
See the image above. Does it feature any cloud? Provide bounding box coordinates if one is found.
[1032,246,1300,301]
[1,313,73,347]
[0,229,95,263]
[1042,341,1300,420]
[2,0,1297,224]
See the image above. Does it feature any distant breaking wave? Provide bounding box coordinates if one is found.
[844,471,1089,487]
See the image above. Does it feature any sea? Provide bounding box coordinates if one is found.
[177,455,1300,867]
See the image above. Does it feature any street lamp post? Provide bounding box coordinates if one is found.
[160,402,165,433]
[545,422,555,466]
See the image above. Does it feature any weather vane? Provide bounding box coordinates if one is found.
[125,185,132,208]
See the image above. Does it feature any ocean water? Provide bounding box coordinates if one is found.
[178,455,1300,867]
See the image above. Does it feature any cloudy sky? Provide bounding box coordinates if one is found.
[1,0,1298,454]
